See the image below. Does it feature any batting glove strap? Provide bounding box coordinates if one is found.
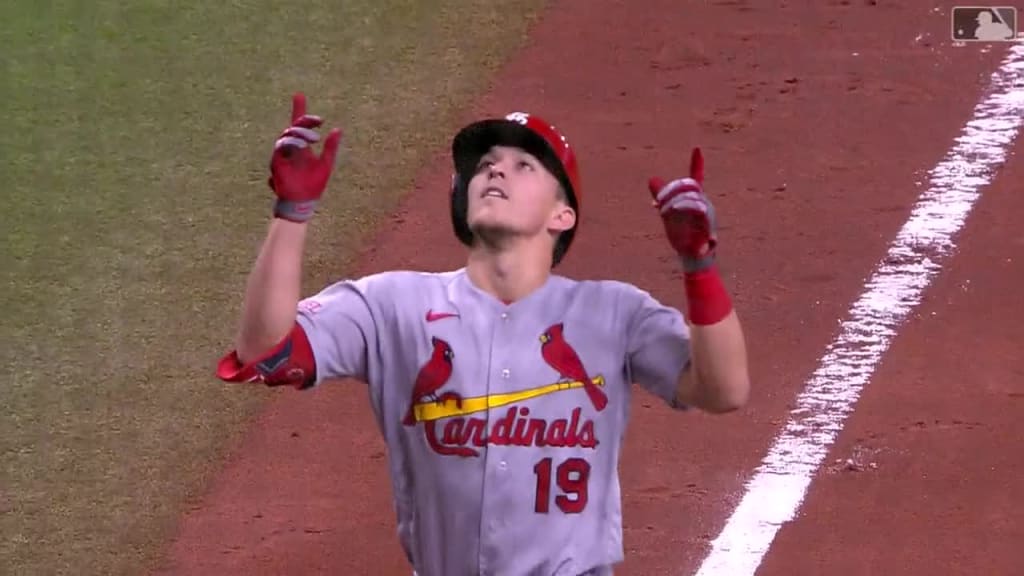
[680,252,716,274]
[273,199,318,223]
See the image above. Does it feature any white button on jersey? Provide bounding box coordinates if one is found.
[501,368,511,379]
[501,312,509,321]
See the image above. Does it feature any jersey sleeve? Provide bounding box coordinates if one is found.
[294,276,378,387]
[624,287,692,410]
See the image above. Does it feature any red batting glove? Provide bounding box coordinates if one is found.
[648,147,718,273]
[648,147,733,326]
[268,92,343,223]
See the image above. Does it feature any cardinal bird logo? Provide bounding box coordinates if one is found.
[403,337,459,426]
[539,323,608,412]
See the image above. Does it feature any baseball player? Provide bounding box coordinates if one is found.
[217,92,750,576]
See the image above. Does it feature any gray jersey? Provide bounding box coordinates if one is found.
[295,268,691,576]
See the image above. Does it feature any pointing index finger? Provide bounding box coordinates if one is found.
[689,147,704,184]
[291,92,307,124]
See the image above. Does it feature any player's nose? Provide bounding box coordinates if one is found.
[487,162,506,179]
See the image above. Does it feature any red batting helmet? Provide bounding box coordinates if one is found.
[449,112,581,267]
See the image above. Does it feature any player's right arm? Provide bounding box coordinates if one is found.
[234,219,309,363]
[215,92,347,389]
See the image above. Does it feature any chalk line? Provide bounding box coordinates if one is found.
[693,43,1024,576]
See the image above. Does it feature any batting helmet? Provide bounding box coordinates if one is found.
[449,112,581,267]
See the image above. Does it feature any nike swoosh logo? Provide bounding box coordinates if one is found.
[426,310,459,322]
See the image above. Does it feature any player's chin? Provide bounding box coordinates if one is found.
[468,208,505,227]
[468,218,522,242]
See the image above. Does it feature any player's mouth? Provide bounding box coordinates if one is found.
[482,186,508,199]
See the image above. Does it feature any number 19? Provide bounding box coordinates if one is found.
[533,457,591,514]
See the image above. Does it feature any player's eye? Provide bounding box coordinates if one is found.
[476,159,495,172]
[518,160,534,171]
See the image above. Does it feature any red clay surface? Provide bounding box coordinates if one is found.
[153,1,1022,575]
[756,135,1024,576]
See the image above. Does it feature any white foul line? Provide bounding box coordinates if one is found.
[694,44,1024,576]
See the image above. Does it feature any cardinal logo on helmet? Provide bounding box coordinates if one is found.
[505,112,530,125]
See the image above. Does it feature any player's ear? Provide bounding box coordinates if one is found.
[548,201,576,233]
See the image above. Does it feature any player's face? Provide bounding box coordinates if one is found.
[465,145,575,242]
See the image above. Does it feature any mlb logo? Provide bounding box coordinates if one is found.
[951,6,1018,42]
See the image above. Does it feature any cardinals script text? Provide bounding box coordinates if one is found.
[424,406,598,458]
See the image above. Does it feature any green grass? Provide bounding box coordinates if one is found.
[0,1,545,574]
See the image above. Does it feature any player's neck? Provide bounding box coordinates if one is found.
[465,238,553,304]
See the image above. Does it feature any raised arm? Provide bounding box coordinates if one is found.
[235,219,311,363]
[218,92,342,385]
[647,147,750,413]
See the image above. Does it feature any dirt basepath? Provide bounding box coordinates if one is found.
[153,1,1020,574]
[757,133,1024,576]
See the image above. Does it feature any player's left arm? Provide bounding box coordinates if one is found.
[648,147,750,413]
[674,303,749,413]
[626,286,749,414]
